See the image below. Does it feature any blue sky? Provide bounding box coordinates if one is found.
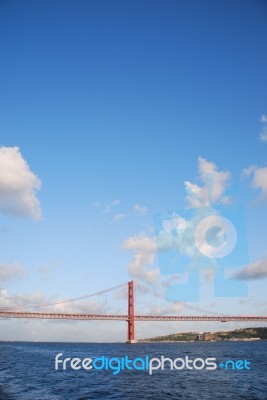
[0,0,267,341]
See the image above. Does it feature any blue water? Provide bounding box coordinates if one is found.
[0,341,266,399]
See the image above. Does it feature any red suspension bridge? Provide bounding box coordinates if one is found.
[1,281,267,343]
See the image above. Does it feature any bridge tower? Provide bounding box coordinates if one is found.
[127,280,136,343]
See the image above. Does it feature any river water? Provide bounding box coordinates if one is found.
[0,341,266,399]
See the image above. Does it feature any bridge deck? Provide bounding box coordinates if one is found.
[0,311,267,322]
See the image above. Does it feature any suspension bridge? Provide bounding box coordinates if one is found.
[1,281,267,343]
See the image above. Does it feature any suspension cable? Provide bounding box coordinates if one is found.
[135,281,228,317]
[0,282,128,311]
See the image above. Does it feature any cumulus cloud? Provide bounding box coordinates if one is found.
[123,234,159,284]
[133,204,148,216]
[0,146,42,220]
[123,234,157,253]
[243,165,267,201]
[0,262,26,282]
[232,258,267,280]
[127,252,160,284]
[185,157,231,207]
[123,158,232,283]
[259,114,267,123]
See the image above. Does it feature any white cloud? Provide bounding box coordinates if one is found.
[123,234,159,284]
[242,164,256,178]
[160,274,181,288]
[0,288,45,310]
[123,157,232,283]
[127,252,160,284]
[258,131,267,143]
[123,234,157,253]
[0,262,26,282]
[104,199,120,213]
[112,213,127,222]
[0,288,108,315]
[244,164,267,200]
[232,258,267,280]
[0,146,42,220]
[53,299,107,314]
[133,204,148,216]
[185,157,231,207]
[258,115,267,142]
[252,167,267,196]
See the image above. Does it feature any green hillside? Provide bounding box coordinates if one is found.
[140,327,267,342]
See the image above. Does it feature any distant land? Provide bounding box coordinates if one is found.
[139,327,267,342]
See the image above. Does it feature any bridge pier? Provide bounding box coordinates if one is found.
[127,280,136,344]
